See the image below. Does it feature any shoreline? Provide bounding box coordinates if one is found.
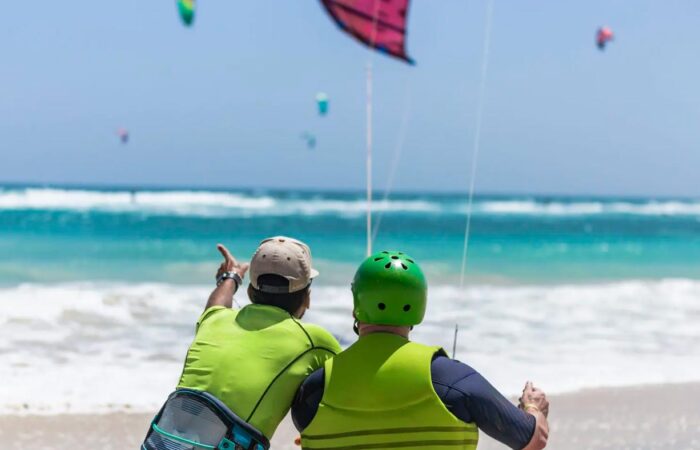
[1,382,698,449]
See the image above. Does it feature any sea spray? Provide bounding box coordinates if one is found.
[1,280,698,413]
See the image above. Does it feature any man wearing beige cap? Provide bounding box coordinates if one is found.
[141,237,341,450]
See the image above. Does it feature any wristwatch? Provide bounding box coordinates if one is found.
[216,271,243,289]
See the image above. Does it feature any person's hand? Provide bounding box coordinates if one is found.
[215,244,249,281]
[518,381,549,418]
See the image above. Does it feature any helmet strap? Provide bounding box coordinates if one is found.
[352,320,359,336]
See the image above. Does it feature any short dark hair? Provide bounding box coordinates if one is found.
[248,274,309,315]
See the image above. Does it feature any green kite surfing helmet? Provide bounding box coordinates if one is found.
[351,251,427,327]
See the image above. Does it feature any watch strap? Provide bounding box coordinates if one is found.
[217,271,243,288]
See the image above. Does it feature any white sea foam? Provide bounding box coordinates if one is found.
[478,199,700,216]
[0,280,698,414]
[0,188,438,217]
[1,187,700,217]
[0,188,277,215]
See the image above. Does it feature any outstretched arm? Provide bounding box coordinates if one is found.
[431,356,549,449]
[205,244,249,310]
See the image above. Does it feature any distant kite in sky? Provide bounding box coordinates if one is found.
[301,132,317,150]
[320,0,414,64]
[177,0,195,27]
[316,92,329,116]
[596,26,614,50]
[117,128,129,144]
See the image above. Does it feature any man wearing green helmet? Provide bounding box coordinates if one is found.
[292,251,550,450]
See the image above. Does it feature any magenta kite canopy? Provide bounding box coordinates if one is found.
[320,0,414,64]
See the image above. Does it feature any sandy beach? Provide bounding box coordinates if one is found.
[1,382,698,450]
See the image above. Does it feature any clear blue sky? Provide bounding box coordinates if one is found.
[2,1,699,196]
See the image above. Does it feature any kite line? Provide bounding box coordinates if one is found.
[459,0,495,288]
[372,79,413,244]
[365,1,381,256]
[318,0,414,256]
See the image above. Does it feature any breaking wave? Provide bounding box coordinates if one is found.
[1,187,700,218]
[1,280,698,413]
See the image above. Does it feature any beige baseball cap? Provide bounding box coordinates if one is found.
[249,236,319,293]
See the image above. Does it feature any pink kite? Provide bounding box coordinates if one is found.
[320,0,414,64]
[116,128,129,144]
[596,26,614,51]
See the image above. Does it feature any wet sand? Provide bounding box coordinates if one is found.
[1,382,698,449]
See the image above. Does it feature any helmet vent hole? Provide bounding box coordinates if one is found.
[390,256,399,260]
[384,262,392,269]
[381,251,389,254]
[401,263,408,270]
[398,252,404,255]
[378,302,386,310]
[374,257,384,261]
[406,259,414,263]
[403,304,411,312]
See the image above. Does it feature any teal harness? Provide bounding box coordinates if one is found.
[142,389,269,450]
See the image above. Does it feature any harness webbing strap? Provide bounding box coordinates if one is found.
[303,426,475,440]
[302,438,479,450]
[151,422,217,449]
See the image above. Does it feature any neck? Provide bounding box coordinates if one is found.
[358,323,410,339]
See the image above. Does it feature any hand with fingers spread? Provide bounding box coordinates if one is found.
[519,381,549,418]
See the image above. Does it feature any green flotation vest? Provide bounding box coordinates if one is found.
[301,332,479,450]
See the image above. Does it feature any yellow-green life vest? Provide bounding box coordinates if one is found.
[178,304,341,439]
[301,332,479,450]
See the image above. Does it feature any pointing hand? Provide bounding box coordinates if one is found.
[215,244,249,281]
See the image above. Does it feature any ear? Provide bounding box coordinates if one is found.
[304,290,311,309]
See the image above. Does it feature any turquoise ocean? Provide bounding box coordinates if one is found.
[1,185,699,413]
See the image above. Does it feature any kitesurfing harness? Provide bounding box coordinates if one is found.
[142,389,270,450]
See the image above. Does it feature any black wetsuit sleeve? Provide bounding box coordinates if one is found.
[292,367,325,432]
[431,356,536,449]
